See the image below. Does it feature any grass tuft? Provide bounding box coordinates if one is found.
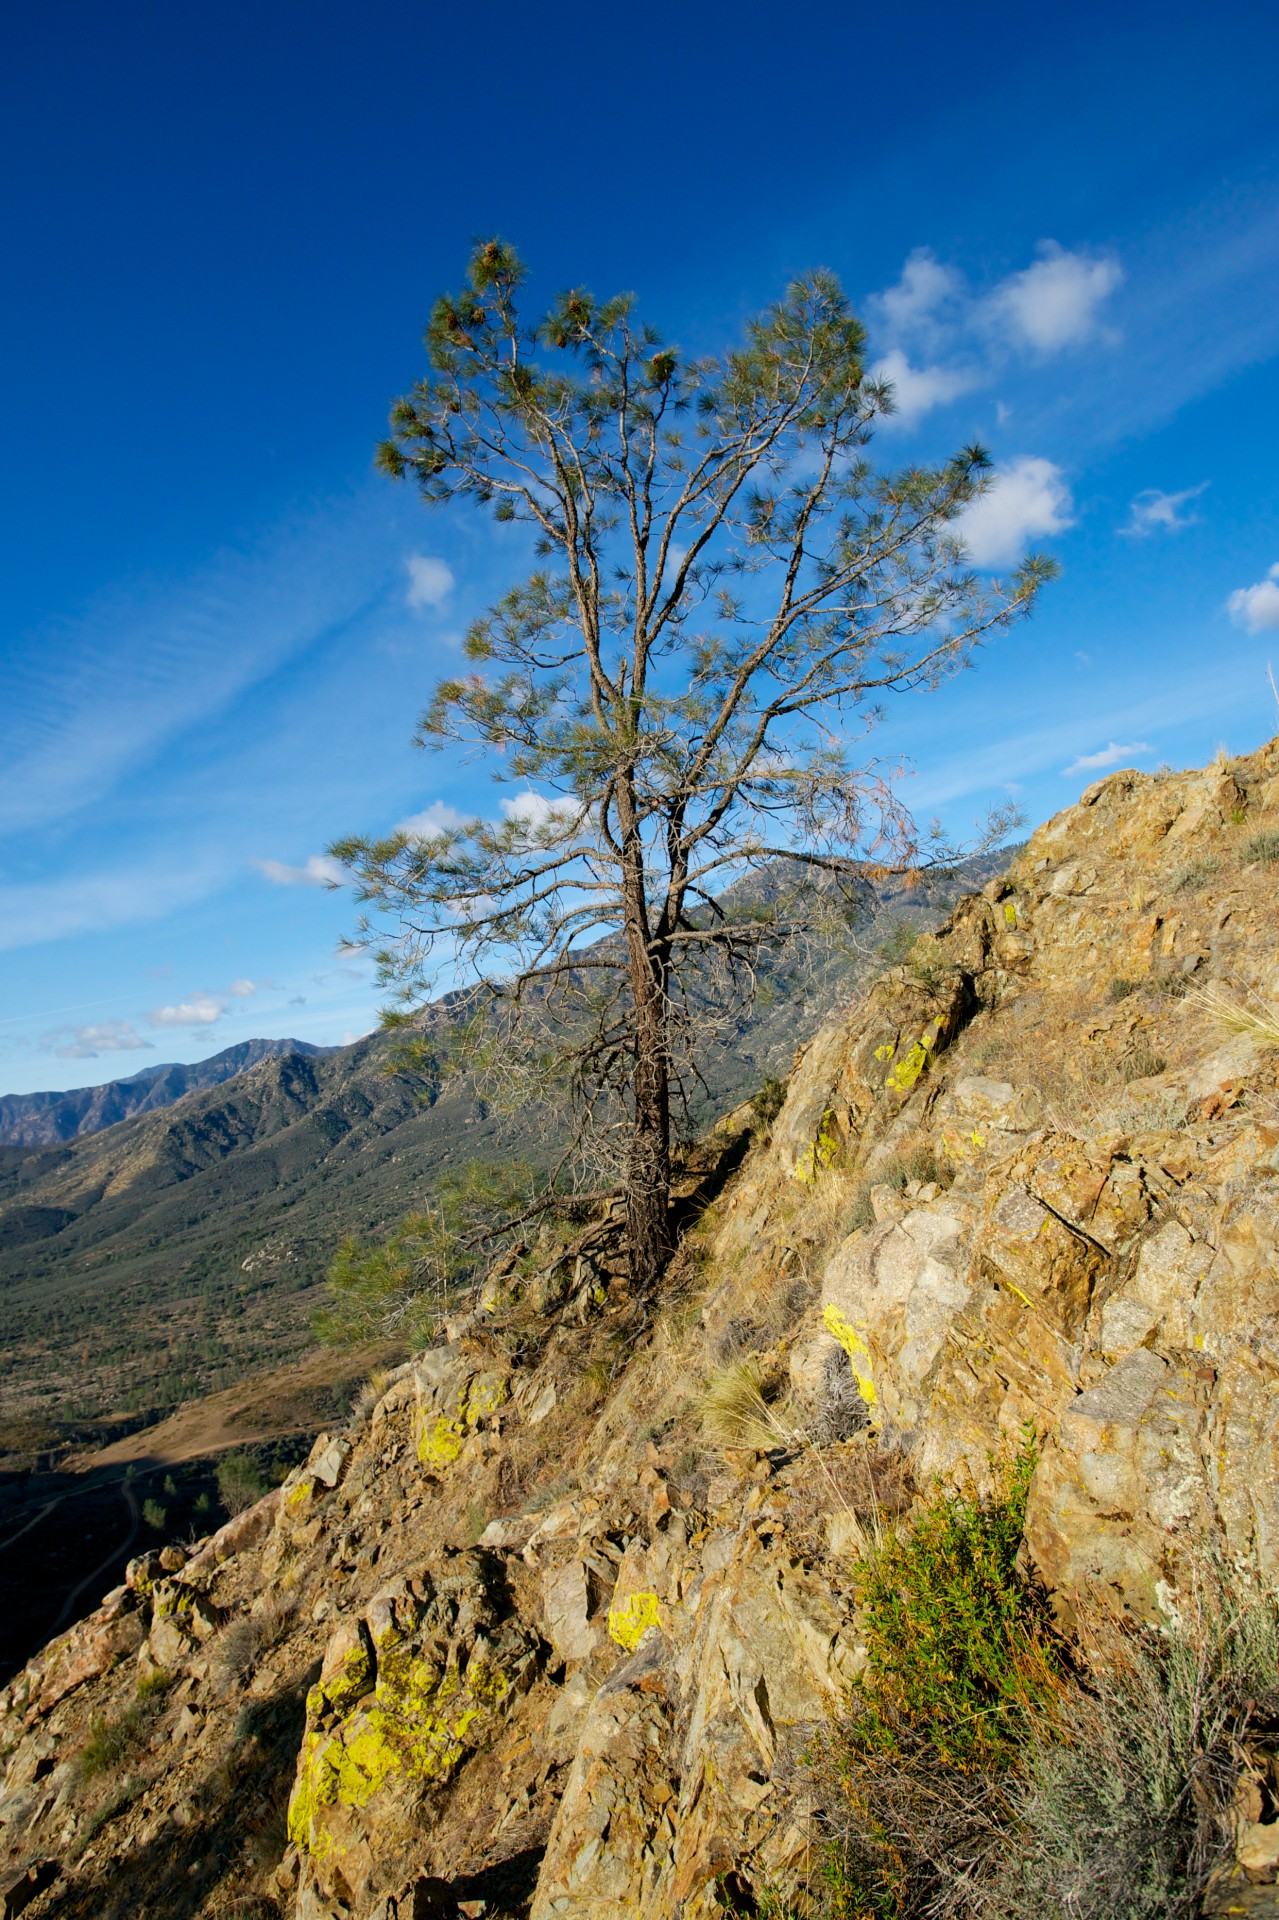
[1245,827,1279,865]
[1193,985,1279,1050]
[701,1358,788,1453]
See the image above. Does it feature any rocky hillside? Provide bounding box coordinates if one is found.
[0,1042,334,1150]
[0,864,986,1437]
[3,741,1279,1919]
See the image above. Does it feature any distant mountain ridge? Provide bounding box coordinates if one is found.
[0,853,1007,1434]
[0,1037,334,1147]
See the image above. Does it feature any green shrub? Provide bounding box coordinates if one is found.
[1246,827,1279,865]
[1105,976,1137,1002]
[852,1437,1055,1771]
[1171,853,1219,892]
[751,1076,788,1126]
[215,1452,267,1518]
[877,925,920,970]
[818,1469,1279,1920]
[78,1699,159,1781]
[819,1438,1061,1917]
[1148,970,1190,998]
[141,1497,166,1531]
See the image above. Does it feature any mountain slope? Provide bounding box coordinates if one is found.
[0,865,994,1435]
[0,1038,333,1147]
[2,742,1277,1920]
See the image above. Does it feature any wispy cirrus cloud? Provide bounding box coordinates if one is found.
[0,861,225,954]
[1063,740,1151,775]
[1122,483,1209,537]
[0,490,400,842]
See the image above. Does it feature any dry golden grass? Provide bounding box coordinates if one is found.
[700,1358,788,1452]
[1193,985,1279,1050]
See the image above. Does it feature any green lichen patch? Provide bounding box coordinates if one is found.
[882,1014,947,1096]
[289,1622,527,1860]
[307,1628,375,1722]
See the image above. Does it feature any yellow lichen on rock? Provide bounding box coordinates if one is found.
[608,1590,661,1651]
[883,1014,947,1095]
[823,1303,879,1411]
[462,1371,509,1426]
[794,1108,840,1184]
[416,1412,465,1468]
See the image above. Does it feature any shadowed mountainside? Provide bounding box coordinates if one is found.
[0,861,998,1438]
[0,1039,334,1149]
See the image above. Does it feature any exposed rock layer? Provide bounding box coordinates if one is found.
[2,741,1279,1917]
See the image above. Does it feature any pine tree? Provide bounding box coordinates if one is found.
[336,240,1053,1292]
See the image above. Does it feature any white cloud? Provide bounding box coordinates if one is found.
[226,978,258,998]
[986,242,1123,353]
[956,457,1074,566]
[870,248,965,342]
[147,994,225,1029]
[868,350,976,425]
[1227,564,1279,634]
[1063,740,1151,775]
[397,801,465,839]
[40,1019,153,1060]
[253,854,345,888]
[1122,483,1209,537]
[405,554,455,609]
[500,791,582,839]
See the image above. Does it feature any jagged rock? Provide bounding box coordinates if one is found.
[184,1484,283,1579]
[5,738,1279,1920]
[0,1860,58,1919]
[540,1559,609,1665]
[287,1555,542,1913]
[31,1592,145,1712]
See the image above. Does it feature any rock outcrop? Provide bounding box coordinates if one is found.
[2,739,1278,1917]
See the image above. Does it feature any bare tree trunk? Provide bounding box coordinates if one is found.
[619,798,673,1292]
[626,955,672,1292]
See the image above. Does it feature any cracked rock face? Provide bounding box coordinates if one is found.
[3,738,1279,1918]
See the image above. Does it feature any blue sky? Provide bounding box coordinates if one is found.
[3,0,1278,1096]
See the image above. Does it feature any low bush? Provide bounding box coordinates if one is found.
[989,1573,1279,1920]
[1245,828,1279,865]
[751,1076,788,1126]
[213,1597,293,1696]
[216,1452,267,1518]
[1171,853,1219,892]
[816,1438,1062,1917]
[812,1444,1279,1920]
[77,1696,162,1782]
